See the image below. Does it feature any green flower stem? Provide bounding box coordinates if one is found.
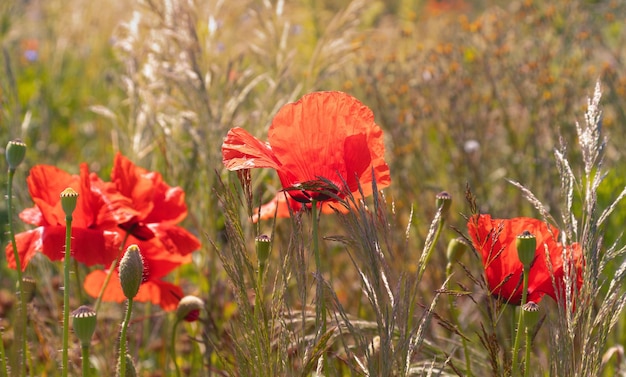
[511,267,530,376]
[94,231,131,313]
[62,214,73,377]
[81,345,90,377]
[446,262,473,377]
[7,168,27,377]
[0,326,7,377]
[170,319,182,377]
[524,325,532,377]
[119,298,134,377]
[311,200,326,334]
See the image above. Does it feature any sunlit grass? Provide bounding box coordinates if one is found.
[1,0,626,375]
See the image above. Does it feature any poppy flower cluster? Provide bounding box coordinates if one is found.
[467,214,582,305]
[222,91,391,219]
[5,153,201,310]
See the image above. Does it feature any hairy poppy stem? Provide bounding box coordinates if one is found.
[511,267,529,376]
[62,215,73,377]
[7,168,27,377]
[119,298,134,377]
[524,326,532,377]
[0,327,7,377]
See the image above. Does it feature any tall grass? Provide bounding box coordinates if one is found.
[1,0,626,375]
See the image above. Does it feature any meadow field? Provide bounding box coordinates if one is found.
[1,0,626,375]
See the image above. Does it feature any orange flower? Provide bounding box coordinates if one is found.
[99,152,201,255]
[467,214,582,305]
[222,91,391,204]
[6,164,125,270]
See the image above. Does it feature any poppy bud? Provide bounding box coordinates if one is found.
[119,245,144,300]
[71,305,97,346]
[446,237,469,264]
[516,231,536,269]
[6,139,26,171]
[436,191,452,219]
[255,234,271,266]
[176,295,204,322]
[60,187,79,218]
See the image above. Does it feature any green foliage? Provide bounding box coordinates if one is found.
[1,0,626,375]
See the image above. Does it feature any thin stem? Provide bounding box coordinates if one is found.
[311,200,326,334]
[170,319,182,377]
[81,345,90,377]
[7,168,26,377]
[511,267,530,376]
[523,326,532,377]
[62,215,73,377]
[0,327,7,377]
[119,298,134,377]
[446,262,473,377]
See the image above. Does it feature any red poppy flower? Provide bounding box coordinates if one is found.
[83,239,191,311]
[6,164,126,270]
[467,214,582,305]
[99,152,201,255]
[252,192,349,222]
[222,91,391,204]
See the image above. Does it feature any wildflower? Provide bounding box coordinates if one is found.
[222,91,391,204]
[467,214,582,305]
[100,152,201,255]
[5,164,125,270]
[83,240,191,311]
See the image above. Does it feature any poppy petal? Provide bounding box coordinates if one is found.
[145,224,201,256]
[5,228,44,271]
[222,127,281,171]
[268,91,390,194]
[38,226,121,267]
[19,207,43,226]
[27,165,78,226]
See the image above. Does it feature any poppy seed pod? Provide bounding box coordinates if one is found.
[522,301,541,329]
[6,139,26,171]
[436,191,452,219]
[71,305,97,346]
[516,230,537,269]
[119,245,144,300]
[176,295,204,322]
[60,187,79,218]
